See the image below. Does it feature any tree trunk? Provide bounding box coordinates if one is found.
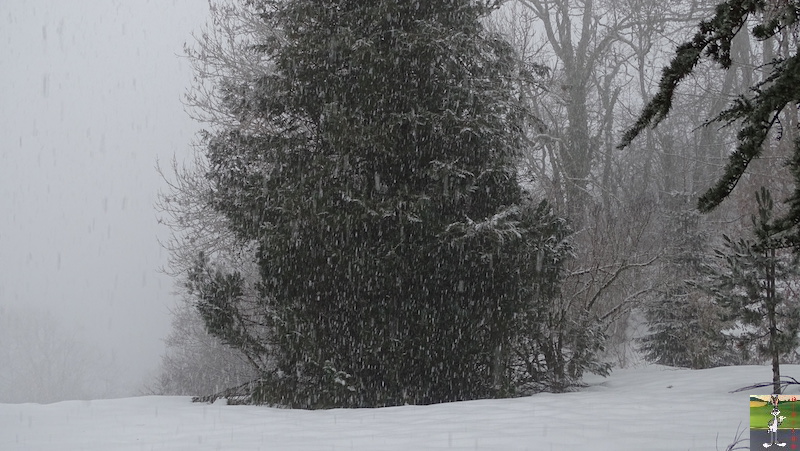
[767,247,781,394]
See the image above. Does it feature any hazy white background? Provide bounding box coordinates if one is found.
[1,0,211,398]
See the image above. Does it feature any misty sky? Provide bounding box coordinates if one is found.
[1,1,211,394]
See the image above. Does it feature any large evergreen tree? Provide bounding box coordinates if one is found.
[188,0,554,408]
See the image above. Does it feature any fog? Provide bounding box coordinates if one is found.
[0,1,210,400]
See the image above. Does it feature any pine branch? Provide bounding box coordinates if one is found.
[618,0,762,150]
[698,55,800,212]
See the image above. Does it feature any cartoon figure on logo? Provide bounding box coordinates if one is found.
[765,394,787,448]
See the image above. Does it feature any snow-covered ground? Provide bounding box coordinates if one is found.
[1,364,788,450]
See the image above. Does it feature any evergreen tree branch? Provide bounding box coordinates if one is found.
[698,55,800,212]
[618,0,762,150]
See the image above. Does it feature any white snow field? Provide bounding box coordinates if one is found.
[1,364,789,450]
